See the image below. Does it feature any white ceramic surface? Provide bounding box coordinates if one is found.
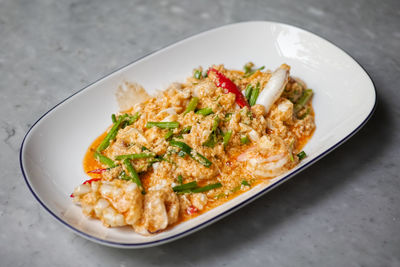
[20,21,376,248]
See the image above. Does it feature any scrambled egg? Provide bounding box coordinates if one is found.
[72,63,315,235]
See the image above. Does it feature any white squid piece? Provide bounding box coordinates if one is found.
[255,64,290,114]
[134,187,180,235]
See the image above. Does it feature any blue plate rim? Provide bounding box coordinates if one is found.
[19,20,377,248]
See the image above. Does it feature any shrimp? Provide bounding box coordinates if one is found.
[190,193,208,211]
[73,179,181,234]
[237,135,295,179]
[135,187,180,234]
[177,193,208,216]
[72,179,144,227]
[256,64,290,114]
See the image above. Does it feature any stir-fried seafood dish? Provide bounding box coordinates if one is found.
[71,63,315,235]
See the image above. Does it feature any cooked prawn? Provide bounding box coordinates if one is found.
[237,135,295,178]
[135,187,180,234]
[72,179,143,227]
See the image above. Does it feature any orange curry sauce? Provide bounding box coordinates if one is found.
[82,114,315,225]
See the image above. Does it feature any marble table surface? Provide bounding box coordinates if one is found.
[1,0,399,266]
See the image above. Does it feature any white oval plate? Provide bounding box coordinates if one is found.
[20,21,376,248]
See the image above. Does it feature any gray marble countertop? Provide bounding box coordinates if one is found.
[1,0,399,266]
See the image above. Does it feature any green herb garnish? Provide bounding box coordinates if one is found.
[115,152,156,161]
[172,181,198,192]
[224,113,232,122]
[181,126,192,134]
[297,151,307,161]
[191,183,222,193]
[194,70,202,79]
[94,151,116,167]
[123,158,144,193]
[196,107,214,116]
[243,62,265,78]
[244,84,253,102]
[169,140,212,167]
[240,135,250,145]
[164,129,174,140]
[173,181,222,194]
[183,97,199,115]
[249,82,260,106]
[97,113,141,152]
[203,116,221,148]
[243,62,254,74]
[241,180,250,186]
[97,115,125,152]
[223,130,232,148]
[177,175,183,185]
[294,89,313,114]
[146,121,180,129]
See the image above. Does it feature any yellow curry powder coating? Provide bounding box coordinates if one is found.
[76,64,315,234]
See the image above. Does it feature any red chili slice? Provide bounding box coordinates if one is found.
[208,68,250,108]
[187,205,198,215]
[83,178,101,185]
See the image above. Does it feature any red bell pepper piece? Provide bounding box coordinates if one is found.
[208,68,250,108]
[83,178,101,185]
[87,168,108,174]
[187,205,198,215]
